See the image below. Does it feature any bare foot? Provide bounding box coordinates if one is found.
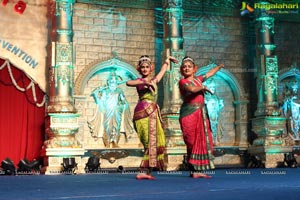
[192,173,212,179]
[136,173,155,180]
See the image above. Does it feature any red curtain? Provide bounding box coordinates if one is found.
[0,59,45,166]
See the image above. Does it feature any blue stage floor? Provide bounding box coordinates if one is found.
[1,168,300,200]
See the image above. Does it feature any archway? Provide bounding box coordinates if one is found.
[75,57,140,95]
[196,63,249,149]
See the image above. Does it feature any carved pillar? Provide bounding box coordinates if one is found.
[249,2,292,168]
[48,0,75,113]
[162,0,185,115]
[43,0,86,174]
[161,0,186,170]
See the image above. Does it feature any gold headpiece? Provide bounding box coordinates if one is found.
[182,57,194,64]
[138,56,152,65]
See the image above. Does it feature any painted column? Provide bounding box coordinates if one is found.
[48,0,75,113]
[43,0,85,174]
[162,0,185,115]
[249,2,292,168]
[161,0,186,170]
[254,4,278,117]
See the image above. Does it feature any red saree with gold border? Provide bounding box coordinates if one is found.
[179,76,215,171]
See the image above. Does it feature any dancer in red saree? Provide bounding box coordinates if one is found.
[179,56,224,178]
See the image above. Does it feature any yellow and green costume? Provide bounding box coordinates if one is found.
[133,78,165,170]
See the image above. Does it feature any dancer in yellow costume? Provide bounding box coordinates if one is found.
[126,55,178,180]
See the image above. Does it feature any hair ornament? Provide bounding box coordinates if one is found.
[182,57,194,64]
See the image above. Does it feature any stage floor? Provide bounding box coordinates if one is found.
[1,168,300,200]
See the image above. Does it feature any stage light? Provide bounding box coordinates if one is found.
[117,165,124,173]
[62,158,77,174]
[17,158,41,174]
[285,153,297,168]
[248,155,264,168]
[1,158,16,175]
[85,156,100,173]
[30,159,42,171]
[17,159,32,173]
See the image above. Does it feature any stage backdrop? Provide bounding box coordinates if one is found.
[0,1,48,166]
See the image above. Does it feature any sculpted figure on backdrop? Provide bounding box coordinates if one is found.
[204,79,224,145]
[282,80,300,140]
[87,71,135,147]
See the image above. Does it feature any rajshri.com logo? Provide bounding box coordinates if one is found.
[240,1,299,16]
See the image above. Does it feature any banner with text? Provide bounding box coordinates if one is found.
[0,2,48,92]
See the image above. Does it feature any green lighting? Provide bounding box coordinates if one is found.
[49,113,80,118]
[165,7,183,13]
[256,17,274,22]
[266,149,283,154]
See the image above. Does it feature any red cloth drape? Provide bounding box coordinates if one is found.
[0,59,45,166]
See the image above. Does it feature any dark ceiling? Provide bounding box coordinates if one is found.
[76,0,300,22]
[76,0,241,10]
